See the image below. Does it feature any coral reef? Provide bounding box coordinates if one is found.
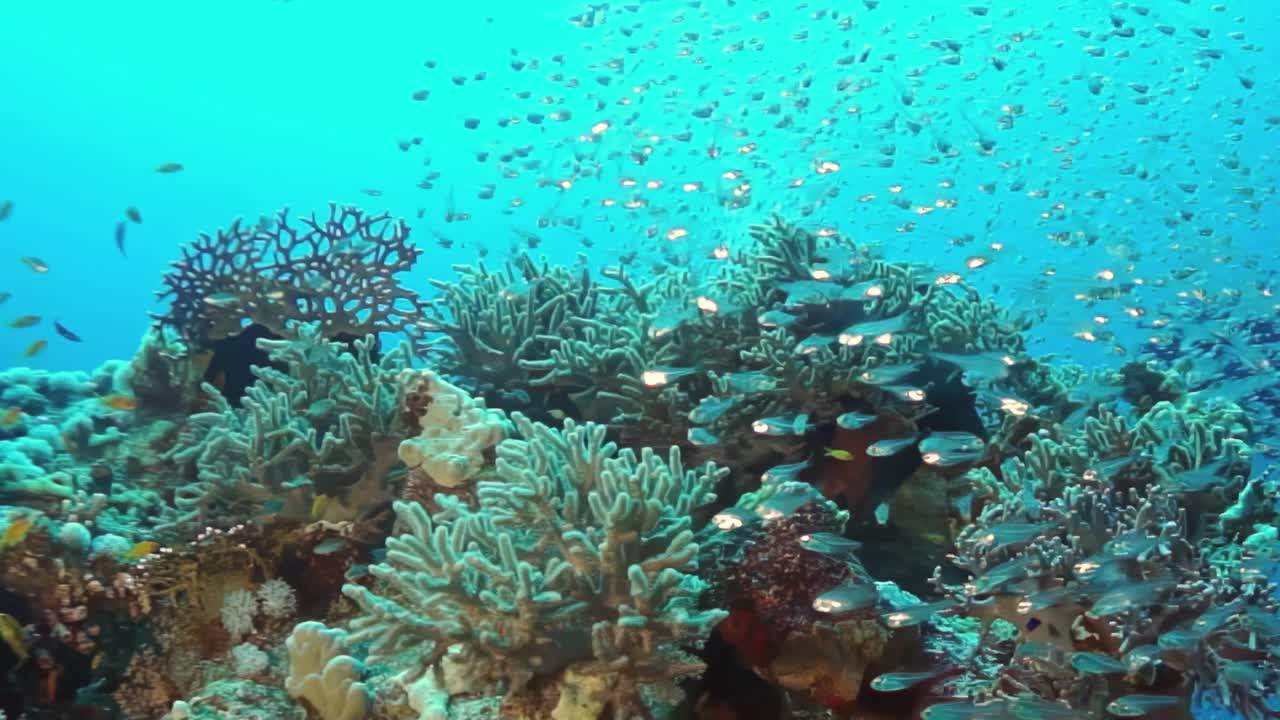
[342,411,727,718]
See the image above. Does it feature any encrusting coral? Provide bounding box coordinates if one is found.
[341,411,728,719]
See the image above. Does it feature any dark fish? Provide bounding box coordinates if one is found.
[53,321,82,343]
[115,221,127,257]
[155,162,183,173]
[0,200,11,221]
[125,207,142,224]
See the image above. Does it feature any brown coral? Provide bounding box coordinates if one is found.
[153,204,430,350]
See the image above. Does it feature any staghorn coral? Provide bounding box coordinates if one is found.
[342,411,727,719]
[153,204,430,350]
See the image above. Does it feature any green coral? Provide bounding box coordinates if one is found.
[342,412,727,717]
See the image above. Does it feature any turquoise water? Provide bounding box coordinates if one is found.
[2,1,1280,718]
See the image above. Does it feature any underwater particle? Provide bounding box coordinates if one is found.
[874,500,890,525]
[155,162,183,173]
[1069,651,1127,675]
[866,434,918,457]
[23,339,47,357]
[836,411,878,430]
[687,427,720,446]
[812,582,878,614]
[463,117,480,129]
[0,292,9,304]
[8,314,39,328]
[19,256,48,273]
[752,413,813,436]
[869,671,944,692]
[1106,695,1182,717]
[411,89,430,101]
[797,532,862,556]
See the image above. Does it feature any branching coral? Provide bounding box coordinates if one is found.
[342,412,727,718]
[930,387,1279,718]
[161,325,413,533]
[153,204,430,350]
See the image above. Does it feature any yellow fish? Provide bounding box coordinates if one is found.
[23,340,47,358]
[311,494,332,520]
[8,315,39,329]
[824,447,855,461]
[19,257,48,273]
[123,541,159,562]
[100,394,138,411]
[1,515,33,550]
[0,613,27,665]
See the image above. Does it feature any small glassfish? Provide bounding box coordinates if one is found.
[155,162,184,173]
[866,434,919,457]
[797,532,862,556]
[932,351,1017,385]
[640,365,698,387]
[8,315,39,329]
[686,427,720,446]
[1069,651,1127,675]
[1105,694,1183,717]
[859,362,920,385]
[836,411,878,429]
[757,309,799,328]
[754,484,816,520]
[688,396,737,424]
[919,432,986,466]
[723,371,778,393]
[869,671,944,692]
[752,413,813,436]
[838,313,910,346]
[19,257,48,273]
[812,583,878,614]
[761,457,811,483]
[881,599,958,628]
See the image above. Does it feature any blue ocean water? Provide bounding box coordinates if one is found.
[2,1,1280,718]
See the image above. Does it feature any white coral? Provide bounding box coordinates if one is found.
[231,642,270,677]
[397,370,508,488]
[257,578,297,619]
[220,589,257,640]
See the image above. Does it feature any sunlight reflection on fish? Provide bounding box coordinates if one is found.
[797,532,862,557]
[866,434,919,457]
[812,582,878,615]
[919,431,986,466]
[836,411,879,430]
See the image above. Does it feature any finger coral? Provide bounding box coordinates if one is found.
[342,411,728,719]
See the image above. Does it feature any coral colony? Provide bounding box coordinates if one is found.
[0,208,1277,720]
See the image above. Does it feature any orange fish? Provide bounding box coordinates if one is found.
[100,394,138,411]
[23,340,47,358]
[123,541,159,561]
[0,407,21,426]
[1,515,33,550]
